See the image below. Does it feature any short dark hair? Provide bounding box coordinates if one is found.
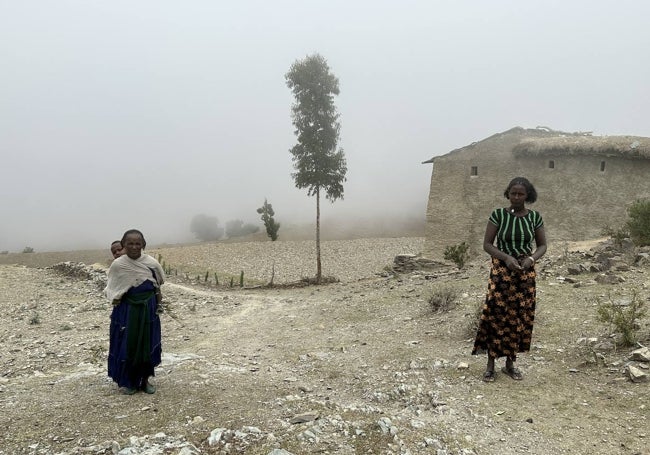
[121,229,146,249]
[111,240,122,247]
[504,177,538,203]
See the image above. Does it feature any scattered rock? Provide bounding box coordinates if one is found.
[392,254,448,273]
[50,261,108,290]
[627,365,649,383]
[289,411,320,424]
[595,273,624,285]
[630,347,650,363]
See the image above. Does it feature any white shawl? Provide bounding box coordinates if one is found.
[104,253,165,302]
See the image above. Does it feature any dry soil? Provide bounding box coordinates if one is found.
[0,237,648,455]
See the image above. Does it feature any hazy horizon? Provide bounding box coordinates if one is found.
[2,1,649,252]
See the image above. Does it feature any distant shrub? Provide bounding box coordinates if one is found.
[190,214,224,241]
[226,219,260,238]
[443,242,470,268]
[22,247,34,254]
[0,250,8,255]
[257,199,280,241]
[626,199,650,246]
[428,286,459,313]
[597,290,647,346]
[600,225,630,248]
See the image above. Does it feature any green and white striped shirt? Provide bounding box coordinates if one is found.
[489,208,544,257]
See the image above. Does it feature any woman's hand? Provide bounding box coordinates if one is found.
[505,256,522,271]
[519,256,535,269]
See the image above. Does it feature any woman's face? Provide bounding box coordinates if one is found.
[508,184,528,208]
[123,233,144,260]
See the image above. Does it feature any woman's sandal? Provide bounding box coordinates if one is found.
[482,370,496,382]
[501,366,523,380]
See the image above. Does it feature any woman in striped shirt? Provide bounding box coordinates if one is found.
[472,177,547,382]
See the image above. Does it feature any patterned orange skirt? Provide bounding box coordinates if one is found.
[472,257,536,360]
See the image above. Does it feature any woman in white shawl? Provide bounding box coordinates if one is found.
[105,229,165,395]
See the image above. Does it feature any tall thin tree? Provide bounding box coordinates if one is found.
[285,53,347,283]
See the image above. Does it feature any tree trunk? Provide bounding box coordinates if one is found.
[316,187,322,284]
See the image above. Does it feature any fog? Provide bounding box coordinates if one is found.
[1,1,649,252]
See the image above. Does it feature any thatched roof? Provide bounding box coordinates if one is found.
[513,134,650,160]
[422,127,650,164]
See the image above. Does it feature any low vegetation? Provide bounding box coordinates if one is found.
[626,198,650,246]
[428,285,459,313]
[597,289,647,346]
[257,199,280,241]
[443,241,470,268]
[602,198,650,248]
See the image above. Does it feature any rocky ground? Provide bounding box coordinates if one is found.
[0,237,649,455]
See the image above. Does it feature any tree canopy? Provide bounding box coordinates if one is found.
[190,214,224,241]
[286,53,347,203]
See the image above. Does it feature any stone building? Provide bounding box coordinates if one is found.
[422,126,650,259]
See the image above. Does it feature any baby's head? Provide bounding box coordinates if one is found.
[110,240,124,259]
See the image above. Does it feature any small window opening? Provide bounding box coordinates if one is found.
[548,160,555,169]
[470,166,478,176]
[600,161,606,172]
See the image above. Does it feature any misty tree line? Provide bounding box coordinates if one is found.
[190,199,280,242]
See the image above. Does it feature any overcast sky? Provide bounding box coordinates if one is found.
[1,0,649,252]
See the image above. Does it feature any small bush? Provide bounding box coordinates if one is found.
[29,313,41,325]
[0,250,8,255]
[22,246,35,254]
[257,199,280,241]
[596,290,647,346]
[601,225,630,248]
[226,219,260,238]
[428,286,459,313]
[465,299,484,338]
[626,199,650,246]
[443,242,470,268]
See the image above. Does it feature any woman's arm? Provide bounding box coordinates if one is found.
[483,221,521,270]
[532,226,547,261]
